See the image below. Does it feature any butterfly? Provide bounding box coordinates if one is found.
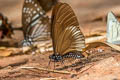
[22,0,50,47]
[0,12,23,40]
[49,2,87,64]
[0,13,14,39]
[38,0,58,12]
[107,11,120,44]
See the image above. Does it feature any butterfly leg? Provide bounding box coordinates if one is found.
[47,59,51,68]
[60,60,65,67]
[61,60,64,64]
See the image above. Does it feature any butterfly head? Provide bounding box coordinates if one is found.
[49,53,63,62]
[22,36,33,47]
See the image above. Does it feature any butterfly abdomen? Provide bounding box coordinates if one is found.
[63,52,84,59]
[49,52,84,62]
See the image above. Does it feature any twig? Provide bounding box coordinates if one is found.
[40,78,57,80]
[20,66,75,74]
[85,35,106,44]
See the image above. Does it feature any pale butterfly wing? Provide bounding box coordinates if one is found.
[0,13,3,26]
[51,2,85,55]
[107,11,120,44]
[22,0,50,46]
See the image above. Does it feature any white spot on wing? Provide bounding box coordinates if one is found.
[32,14,39,20]
[37,8,40,11]
[0,20,2,26]
[26,0,28,3]
[33,11,36,14]
[35,4,37,7]
[32,1,34,4]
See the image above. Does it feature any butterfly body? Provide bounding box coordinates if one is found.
[49,52,84,62]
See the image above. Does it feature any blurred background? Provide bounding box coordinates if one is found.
[0,0,120,80]
[0,0,120,41]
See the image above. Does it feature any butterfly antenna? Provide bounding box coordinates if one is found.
[12,27,23,31]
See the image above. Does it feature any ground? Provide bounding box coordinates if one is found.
[0,0,120,80]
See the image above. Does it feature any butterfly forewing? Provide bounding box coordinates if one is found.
[22,0,50,46]
[23,0,42,33]
[51,2,85,55]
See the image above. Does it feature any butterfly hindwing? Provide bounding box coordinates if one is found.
[57,26,85,54]
[51,2,85,56]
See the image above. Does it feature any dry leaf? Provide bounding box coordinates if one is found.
[22,46,31,53]
[0,49,13,57]
[0,47,23,57]
[20,66,74,74]
[104,42,120,52]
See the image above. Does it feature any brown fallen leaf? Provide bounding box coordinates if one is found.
[0,49,13,57]
[0,47,22,57]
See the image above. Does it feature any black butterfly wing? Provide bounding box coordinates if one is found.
[22,0,50,45]
[28,15,50,42]
[38,0,58,12]
[22,0,42,35]
[51,2,85,55]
